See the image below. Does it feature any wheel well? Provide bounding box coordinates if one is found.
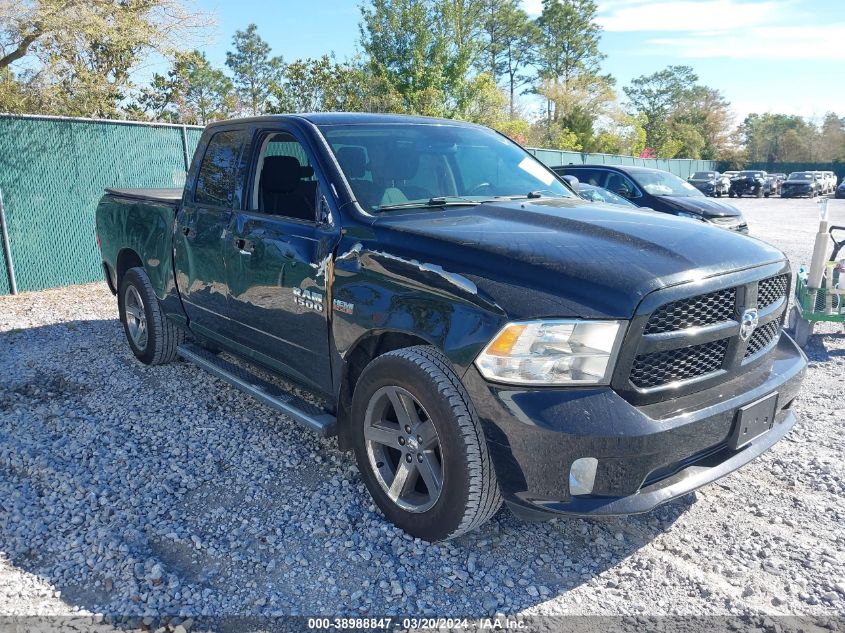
[336,331,431,450]
[115,249,143,290]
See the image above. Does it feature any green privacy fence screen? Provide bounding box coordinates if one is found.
[0,114,723,296]
[527,147,718,179]
[0,114,202,295]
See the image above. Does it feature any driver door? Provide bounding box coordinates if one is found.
[224,126,340,395]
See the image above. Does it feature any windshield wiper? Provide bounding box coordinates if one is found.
[377,196,481,211]
[491,190,568,201]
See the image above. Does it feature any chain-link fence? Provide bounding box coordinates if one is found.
[0,114,203,295]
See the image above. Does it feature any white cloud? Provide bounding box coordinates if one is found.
[597,0,786,32]
[649,23,845,60]
[520,0,543,16]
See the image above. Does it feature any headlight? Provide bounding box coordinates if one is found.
[676,211,706,221]
[474,320,625,385]
[709,216,744,227]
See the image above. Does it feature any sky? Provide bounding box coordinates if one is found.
[175,0,845,126]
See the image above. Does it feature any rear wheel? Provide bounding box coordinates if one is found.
[351,346,502,541]
[118,267,184,365]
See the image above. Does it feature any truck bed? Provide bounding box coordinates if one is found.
[105,188,183,205]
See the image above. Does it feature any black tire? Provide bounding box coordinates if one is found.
[729,190,736,198]
[350,345,502,541]
[118,267,184,365]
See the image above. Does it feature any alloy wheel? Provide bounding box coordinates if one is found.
[363,386,443,513]
[124,285,148,351]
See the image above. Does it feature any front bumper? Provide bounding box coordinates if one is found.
[781,188,812,198]
[463,334,806,520]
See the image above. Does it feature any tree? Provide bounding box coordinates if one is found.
[358,0,502,121]
[172,50,234,125]
[817,112,845,162]
[623,65,698,156]
[480,0,537,116]
[672,85,733,160]
[537,72,615,150]
[534,0,610,148]
[127,71,181,121]
[740,113,817,163]
[359,0,447,115]
[225,23,282,116]
[438,0,486,114]
[536,0,603,89]
[592,110,647,156]
[270,55,365,113]
[0,0,210,117]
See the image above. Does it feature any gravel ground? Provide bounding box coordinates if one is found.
[1,197,844,627]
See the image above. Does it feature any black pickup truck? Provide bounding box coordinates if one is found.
[96,113,806,541]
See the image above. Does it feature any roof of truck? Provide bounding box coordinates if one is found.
[206,112,485,128]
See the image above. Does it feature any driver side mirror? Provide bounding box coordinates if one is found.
[562,175,579,192]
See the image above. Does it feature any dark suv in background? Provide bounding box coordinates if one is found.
[729,171,774,198]
[688,171,730,197]
[553,164,748,233]
[781,172,823,198]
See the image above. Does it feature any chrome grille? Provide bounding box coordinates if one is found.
[744,321,780,358]
[644,288,736,334]
[631,340,728,389]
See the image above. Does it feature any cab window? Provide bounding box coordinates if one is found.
[605,172,641,199]
[570,169,607,187]
[251,132,318,222]
[195,130,244,207]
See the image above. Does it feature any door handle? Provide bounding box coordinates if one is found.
[182,226,196,238]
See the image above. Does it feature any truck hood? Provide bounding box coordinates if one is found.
[371,198,784,320]
[653,195,743,218]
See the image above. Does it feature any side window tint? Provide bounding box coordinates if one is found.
[574,169,605,187]
[621,175,641,198]
[253,132,317,222]
[195,131,243,206]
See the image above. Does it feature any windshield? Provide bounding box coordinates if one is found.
[320,123,574,212]
[788,173,813,180]
[739,171,764,177]
[634,171,704,197]
[691,172,716,180]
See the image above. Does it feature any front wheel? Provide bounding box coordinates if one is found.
[351,346,502,541]
[118,267,184,365]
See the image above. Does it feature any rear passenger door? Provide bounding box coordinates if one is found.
[224,126,339,395]
[174,129,246,342]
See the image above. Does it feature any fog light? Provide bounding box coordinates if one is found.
[569,457,598,496]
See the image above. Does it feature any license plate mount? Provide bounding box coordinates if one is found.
[729,393,778,450]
